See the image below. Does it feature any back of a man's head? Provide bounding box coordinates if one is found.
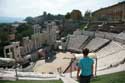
[82,48,89,56]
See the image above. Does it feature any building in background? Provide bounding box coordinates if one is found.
[92,1,125,22]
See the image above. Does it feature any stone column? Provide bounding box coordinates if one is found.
[4,48,7,58]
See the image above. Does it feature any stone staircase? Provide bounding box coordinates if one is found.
[0,70,78,83]
[79,36,93,49]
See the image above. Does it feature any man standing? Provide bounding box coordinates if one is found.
[77,48,94,83]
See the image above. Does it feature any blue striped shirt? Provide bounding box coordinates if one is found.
[78,57,94,76]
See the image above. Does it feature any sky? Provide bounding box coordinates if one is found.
[0,0,123,18]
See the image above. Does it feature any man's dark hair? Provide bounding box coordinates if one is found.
[82,48,89,56]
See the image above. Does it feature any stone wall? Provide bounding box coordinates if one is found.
[93,1,125,22]
[4,42,23,62]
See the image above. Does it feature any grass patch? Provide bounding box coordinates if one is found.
[91,71,125,83]
[0,80,63,83]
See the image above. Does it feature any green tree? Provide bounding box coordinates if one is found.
[16,23,33,41]
[84,10,92,21]
[0,24,11,57]
[25,17,35,24]
[0,32,9,42]
[0,24,12,42]
[65,12,71,19]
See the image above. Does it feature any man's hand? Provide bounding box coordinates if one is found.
[77,67,80,80]
[77,75,80,80]
[91,74,95,78]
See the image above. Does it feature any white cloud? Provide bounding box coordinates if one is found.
[0,0,122,17]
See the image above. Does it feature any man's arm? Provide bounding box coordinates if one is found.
[91,63,94,77]
[77,59,81,80]
[77,67,80,80]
